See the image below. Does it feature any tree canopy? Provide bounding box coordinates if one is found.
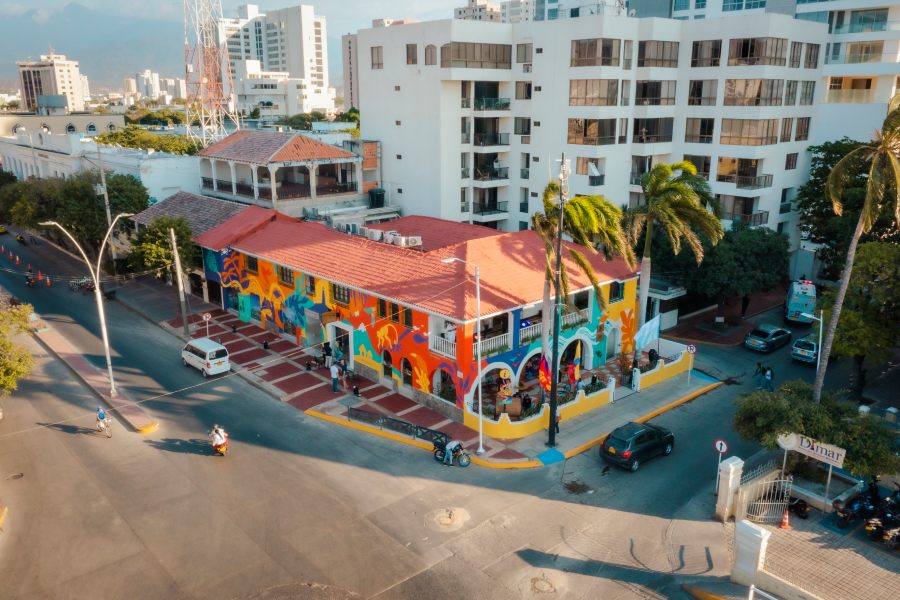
[0,296,35,397]
[276,111,328,130]
[129,216,198,272]
[95,126,203,156]
[0,170,16,189]
[125,107,186,126]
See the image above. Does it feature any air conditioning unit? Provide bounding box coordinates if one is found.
[367,228,383,241]
[384,230,401,244]
[393,236,409,247]
[405,235,423,247]
[359,226,369,237]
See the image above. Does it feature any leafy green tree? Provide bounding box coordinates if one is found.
[820,243,900,399]
[624,161,724,326]
[734,381,900,477]
[814,95,900,404]
[0,178,63,230]
[334,107,360,125]
[0,297,35,396]
[0,171,16,189]
[129,216,198,272]
[95,126,202,155]
[276,111,327,130]
[249,107,261,119]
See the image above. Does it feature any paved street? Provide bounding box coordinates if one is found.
[0,238,850,599]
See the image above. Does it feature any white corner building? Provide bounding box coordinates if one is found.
[16,53,85,113]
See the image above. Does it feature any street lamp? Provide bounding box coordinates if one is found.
[547,154,570,447]
[40,212,133,397]
[442,256,485,454]
[801,310,824,373]
[79,138,117,270]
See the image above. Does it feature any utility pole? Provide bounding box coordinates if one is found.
[548,153,569,447]
[170,228,190,337]
[92,144,118,273]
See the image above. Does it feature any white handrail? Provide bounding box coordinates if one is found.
[429,335,456,358]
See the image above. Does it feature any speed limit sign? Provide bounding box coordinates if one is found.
[202,312,212,321]
[687,344,697,354]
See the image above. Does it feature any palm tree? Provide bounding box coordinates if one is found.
[533,181,635,368]
[625,161,724,327]
[814,95,900,404]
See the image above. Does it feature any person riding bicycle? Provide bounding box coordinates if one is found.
[96,407,107,429]
[443,439,461,466]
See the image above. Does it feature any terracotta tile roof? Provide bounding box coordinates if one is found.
[131,192,247,236]
[198,130,355,165]
[194,205,293,251]
[367,216,501,252]
[204,210,638,321]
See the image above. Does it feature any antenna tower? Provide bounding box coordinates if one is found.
[183,0,239,146]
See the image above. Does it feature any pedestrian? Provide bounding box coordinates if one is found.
[330,362,340,393]
[554,412,561,434]
[764,366,775,392]
[753,362,764,389]
[323,342,333,367]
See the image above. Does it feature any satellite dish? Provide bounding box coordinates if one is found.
[628,9,637,17]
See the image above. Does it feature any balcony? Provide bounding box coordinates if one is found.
[519,321,543,345]
[717,174,774,189]
[461,167,470,179]
[520,167,530,179]
[474,332,511,357]
[473,97,511,111]
[831,21,898,35]
[685,134,713,144]
[473,167,509,182]
[315,181,357,196]
[824,89,876,104]
[589,174,605,186]
[630,172,645,186]
[826,52,885,65]
[473,132,510,147]
[461,132,471,144]
[461,98,471,109]
[722,210,769,227]
[779,202,792,215]
[561,307,591,329]
[429,335,456,358]
[472,200,509,215]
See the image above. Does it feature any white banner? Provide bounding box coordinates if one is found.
[778,433,846,468]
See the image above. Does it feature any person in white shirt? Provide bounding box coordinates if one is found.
[443,439,461,466]
[330,363,340,392]
[444,322,456,344]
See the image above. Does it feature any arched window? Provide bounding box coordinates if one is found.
[382,349,393,378]
[86,123,97,133]
[425,44,437,65]
[65,123,77,134]
[401,358,413,386]
[440,44,450,67]
[107,123,117,132]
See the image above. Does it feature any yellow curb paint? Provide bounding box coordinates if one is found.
[0,505,7,531]
[306,409,433,451]
[137,421,159,435]
[472,456,544,469]
[563,434,610,460]
[680,584,727,600]
[635,381,723,424]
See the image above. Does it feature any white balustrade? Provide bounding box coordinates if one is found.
[519,322,543,344]
[561,307,590,328]
[429,335,456,358]
[474,332,511,356]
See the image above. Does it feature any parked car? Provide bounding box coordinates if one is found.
[784,279,817,325]
[182,337,230,377]
[600,421,674,472]
[743,324,792,353]
[791,334,818,364]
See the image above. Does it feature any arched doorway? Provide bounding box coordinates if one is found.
[605,327,620,360]
[401,358,413,386]
[381,350,393,378]
[560,339,589,384]
[431,367,456,403]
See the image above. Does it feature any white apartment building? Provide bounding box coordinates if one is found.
[455,0,502,22]
[123,77,137,95]
[355,12,826,251]
[233,60,335,118]
[80,75,90,101]
[502,0,537,22]
[135,69,161,100]
[16,53,85,112]
[342,33,360,110]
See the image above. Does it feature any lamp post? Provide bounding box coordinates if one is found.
[40,213,133,397]
[801,310,824,373]
[79,139,117,269]
[547,153,570,447]
[442,256,484,454]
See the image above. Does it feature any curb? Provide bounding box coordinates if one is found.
[681,584,727,600]
[664,300,787,348]
[0,504,7,531]
[304,379,723,469]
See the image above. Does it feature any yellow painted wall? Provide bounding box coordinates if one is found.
[639,352,691,389]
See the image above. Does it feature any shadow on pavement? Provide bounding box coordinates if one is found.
[37,421,101,436]
[144,437,213,455]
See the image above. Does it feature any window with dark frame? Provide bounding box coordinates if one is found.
[609,281,624,303]
[688,79,717,105]
[245,255,258,274]
[795,117,810,141]
[276,265,294,285]
[402,308,413,328]
[728,37,787,66]
[570,38,621,67]
[691,40,721,67]
[332,283,351,305]
[306,275,316,294]
[377,298,387,318]
[568,79,619,106]
[785,153,798,170]
[567,118,617,145]
[406,43,417,65]
[637,41,679,67]
[685,118,715,143]
[371,46,383,69]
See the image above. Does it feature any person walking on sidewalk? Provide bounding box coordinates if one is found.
[753,362,764,389]
[330,362,340,393]
[764,366,775,392]
[323,342,333,368]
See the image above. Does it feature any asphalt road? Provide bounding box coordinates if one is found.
[0,235,830,600]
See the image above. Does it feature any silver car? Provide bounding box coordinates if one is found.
[744,324,792,353]
[791,334,818,364]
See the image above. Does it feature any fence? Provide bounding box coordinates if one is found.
[347,406,447,446]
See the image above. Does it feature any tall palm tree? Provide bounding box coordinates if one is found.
[625,161,724,327]
[533,181,635,366]
[814,95,900,404]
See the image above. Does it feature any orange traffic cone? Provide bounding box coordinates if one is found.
[15,255,20,265]
[780,509,791,530]
[27,263,31,271]
[46,277,52,287]
[37,271,43,282]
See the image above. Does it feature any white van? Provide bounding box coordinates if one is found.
[784,279,817,324]
[182,338,230,377]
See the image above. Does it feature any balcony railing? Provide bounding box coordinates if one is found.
[315,181,357,195]
[461,167,470,179]
[685,134,713,144]
[520,167,530,179]
[473,97,511,111]
[633,134,673,144]
[473,132,510,146]
[461,98,471,109]
[461,132,471,144]
[824,89,875,104]
[779,202,792,215]
[429,335,456,358]
[474,332,511,356]
[561,307,591,329]
[688,96,717,106]
[519,321,543,344]
[722,210,769,227]
[716,174,773,189]
[278,182,311,199]
[473,200,509,215]
[630,172,645,185]
[832,21,898,35]
[589,174,605,186]
[474,167,509,181]
[826,52,887,65]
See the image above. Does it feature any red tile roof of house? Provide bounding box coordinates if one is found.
[204,211,638,321]
[366,216,500,252]
[198,130,355,165]
[194,205,293,251]
[131,192,247,236]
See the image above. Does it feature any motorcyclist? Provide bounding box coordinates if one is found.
[210,425,228,454]
[25,267,34,286]
[443,439,461,466]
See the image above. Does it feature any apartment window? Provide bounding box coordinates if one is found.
[723,0,743,10]
[570,38,621,67]
[568,79,619,106]
[519,221,529,231]
[728,37,787,66]
[804,43,820,68]
[635,80,676,105]
[695,0,707,7]
[829,77,843,90]
[306,275,316,294]
[406,43,417,65]
[784,80,798,105]
[785,153,798,170]
[674,0,689,9]
[691,40,721,67]
[395,120,401,126]
[377,298,387,319]
[781,118,793,142]
[799,81,815,105]
[402,308,413,328]
[276,265,294,286]
[245,256,258,274]
[720,119,779,145]
[394,85,401,91]
[633,118,673,143]
[684,154,712,179]
[795,117,810,141]
[461,188,469,212]
[567,118,617,145]
[621,80,630,106]
[724,79,784,106]
[846,41,884,64]
[575,157,601,175]
[332,283,351,305]
[789,42,802,68]
[440,42,512,68]
[396,154,402,159]
[516,43,533,63]
[425,44,437,65]
[609,281,625,303]
[847,8,889,33]
[685,118,715,144]
[688,80,717,105]
[637,41,679,67]
[623,40,633,69]
[514,117,532,135]
[371,46,383,69]
[516,81,532,99]
[389,303,400,323]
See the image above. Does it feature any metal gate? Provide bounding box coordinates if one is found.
[739,475,793,524]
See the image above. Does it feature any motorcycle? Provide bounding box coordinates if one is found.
[209,427,229,456]
[432,439,471,468]
[788,496,811,519]
[833,477,881,529]
[865,483,900,541]
[15,234,26,245]
[25,275,35,287]
[96,416,112,438]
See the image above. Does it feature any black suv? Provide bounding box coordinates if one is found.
[600,422,674,472]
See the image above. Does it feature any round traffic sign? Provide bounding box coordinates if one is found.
[687,344,697,354]
[714,439,728,454]
[202,312,212,322]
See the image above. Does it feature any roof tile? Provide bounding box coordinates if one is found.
[131,192,247,236]
[198,130,355,165]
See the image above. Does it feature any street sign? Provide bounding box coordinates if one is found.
[202,312,212,321]
[715,439,728,454]
[687,344,697,354]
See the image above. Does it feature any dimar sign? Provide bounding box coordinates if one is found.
[777,433,846,468]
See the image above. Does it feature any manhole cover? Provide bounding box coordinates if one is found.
[7,473,23,480]
[425,507,470,532]
[563,480,591,494]
[530,573,556,594]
